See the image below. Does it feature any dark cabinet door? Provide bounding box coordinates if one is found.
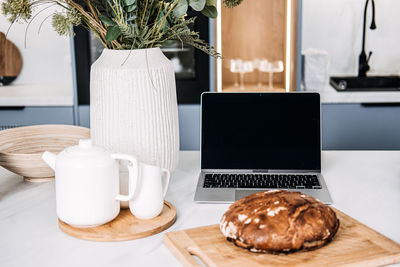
[73,13,210,105]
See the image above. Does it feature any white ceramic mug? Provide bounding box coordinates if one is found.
[129,163,170,219]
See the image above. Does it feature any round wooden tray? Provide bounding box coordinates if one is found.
[58,201,176,241]
[24,177,55,183]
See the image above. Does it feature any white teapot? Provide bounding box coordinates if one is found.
[42,139,138,227]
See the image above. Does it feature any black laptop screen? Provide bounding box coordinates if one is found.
[201,93,321,171]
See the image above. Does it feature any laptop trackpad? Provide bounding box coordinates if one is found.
[235,190,270,200]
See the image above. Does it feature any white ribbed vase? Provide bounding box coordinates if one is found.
[90,48,179,172]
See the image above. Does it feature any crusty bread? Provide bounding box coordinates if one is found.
[220,190,339,253]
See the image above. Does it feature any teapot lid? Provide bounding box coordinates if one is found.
[78,139,93,149]
[61,139,112,162]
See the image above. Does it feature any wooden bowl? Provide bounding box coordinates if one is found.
[0,125,90,182]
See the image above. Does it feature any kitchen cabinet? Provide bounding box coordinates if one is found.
[0,84,75,129]
[299,0,400,150]
[322,104,400,150]
[215,0,299,92]
[76,105,202,151]
[73,12,211,105]
[173,104,400,150]
[0,107,74,129]
[1,0,399,150]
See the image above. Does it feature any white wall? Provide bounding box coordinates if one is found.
[302,0,400,76]
[0,2,73,89]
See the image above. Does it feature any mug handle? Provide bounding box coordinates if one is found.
[111,153,138,202]
[161,168,170,197]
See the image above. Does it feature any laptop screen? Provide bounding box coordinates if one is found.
[201,93,321,171]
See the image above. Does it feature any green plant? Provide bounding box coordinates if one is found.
[2,0,243,56]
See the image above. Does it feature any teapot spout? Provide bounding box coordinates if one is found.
[42,151,56,171]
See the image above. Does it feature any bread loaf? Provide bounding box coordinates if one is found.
[220,190,339,253]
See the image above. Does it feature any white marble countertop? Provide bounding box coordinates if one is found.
[0,151,400,267]
[0,83,399,106]
[0,84,73,107]
[315,84,400,104]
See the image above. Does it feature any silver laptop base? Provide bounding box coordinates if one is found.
[194,172,333,204]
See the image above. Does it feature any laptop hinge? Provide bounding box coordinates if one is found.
[202,169,320,173]
[252,170,320,173]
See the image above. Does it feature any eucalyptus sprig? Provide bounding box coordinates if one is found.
[1,0,243,56]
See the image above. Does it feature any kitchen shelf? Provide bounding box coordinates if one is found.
[306,84,400,104]
[215,0,299,92]
[222,83,285,92]
[0,84,73,106]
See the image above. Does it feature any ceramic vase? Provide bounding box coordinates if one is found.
[90,48,179,173]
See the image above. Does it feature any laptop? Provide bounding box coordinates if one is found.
[194,92,333,204]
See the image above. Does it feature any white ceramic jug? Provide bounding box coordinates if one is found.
[42,139,138,227]
[129,163,170,219]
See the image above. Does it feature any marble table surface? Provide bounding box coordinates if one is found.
[1,151,400,267]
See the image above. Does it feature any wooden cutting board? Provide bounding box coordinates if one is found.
[0,32,23,85]
[164,208,400,267]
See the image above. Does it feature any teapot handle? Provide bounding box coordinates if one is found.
[111,153,138,202]
[161,168,170,197]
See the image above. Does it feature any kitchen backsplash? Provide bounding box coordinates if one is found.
[302,0,400,76]
[0,3,73,87]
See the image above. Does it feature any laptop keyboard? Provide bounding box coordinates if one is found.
[203,174,321,189]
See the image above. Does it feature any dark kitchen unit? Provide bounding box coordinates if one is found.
[73,11,210,105]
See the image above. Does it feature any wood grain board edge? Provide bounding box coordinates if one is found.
[164,231,202,267]
[59,201,177,242]
[24,176,55,183]
[59,219,175,242]
[164,208,400,267]
[333,208,400,252]
[332,208,400,267]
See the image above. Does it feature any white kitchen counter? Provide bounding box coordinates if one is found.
[1,83,399,106]
[0,151,399,267]
[316,84,400,104]
[0,84,73,106]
